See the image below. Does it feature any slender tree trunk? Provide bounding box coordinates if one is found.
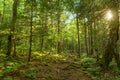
[49,11,54,53]
[57,20,60,53]
[40,26,44,51]
[44,11,48,50]
[87,23,90,55]
[7,35,12,56]
[0,15,1,50]
[40,2,46,52]
[40,13,48,51]
[28,0,33,62]
[90,23,93,55]
[57,0,61,53]
[76,13,80,57]
[92,1,96,55]
[0,0,5,50]
[0,40,1,50]
[13,38,16,56]
[39,14,44,52]
[71,35,75,53]
[7,0,19,56]
[84,18,88,54]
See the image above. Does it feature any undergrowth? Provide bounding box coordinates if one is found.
[0,52,119,80]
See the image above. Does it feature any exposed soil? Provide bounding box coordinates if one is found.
[1,55,91,80]
[1,54,118,80]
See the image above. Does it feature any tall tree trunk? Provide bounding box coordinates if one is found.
[7,0,19,56]
[71,35,75,53]
[76,13,80,57]
[87,22,90,55]
[49,11,54,53]
[40,25,45,51]
[92,1,96,55]
[39,14,44,52]
[57,0,61,53]
[0,0,6,50]
[84,18,88,55]
[103,1,120,68]
[28,0,33,62]
[40,1,46,52]
[40,12,48,51]
[0,40,1,50]
[0,16,1,50]
[90,23,93,55]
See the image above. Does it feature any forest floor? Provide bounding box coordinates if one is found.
[0,52,119,80]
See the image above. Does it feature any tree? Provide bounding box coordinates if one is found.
[7,0,19,56]
[57,0,61,53]
[28,0,34,62]
[76,12,80,57]
[84,17,89,55]
[103,0,120,68]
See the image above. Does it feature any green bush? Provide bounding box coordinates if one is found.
[81,57,97,68]
[81,57,96,63]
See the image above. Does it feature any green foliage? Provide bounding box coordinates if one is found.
[0,0,119,79]
[4,76,13,80]
[24,69,39,78]
[81,57,96,63]
[80,55,102,79]
[115,69,120,75]
[87,66,101,75]
[111,76,120,80]
[2,62,20,73]
[0,72,4,77]
[0,54,28,78]
[80,55,97,68]
[109,59,117,68]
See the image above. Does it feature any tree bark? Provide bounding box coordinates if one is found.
[0,0,6,50]
[84,18,88,55]
[7,0,19,56]
[28,0,33,62]
[40,25,45,51]
[90,23,93,55]
[76,13,80,57]
[57,0,61,53]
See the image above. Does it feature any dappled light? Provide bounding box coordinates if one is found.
[51,54,65,59]
[33,52,67,61]
[0,0,120,80]
[33,52,46,57]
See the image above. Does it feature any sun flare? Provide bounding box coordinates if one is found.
[106,10,113,20]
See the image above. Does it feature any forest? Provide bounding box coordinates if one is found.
[0,0,120,80]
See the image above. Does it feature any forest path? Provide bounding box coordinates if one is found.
[2,53,91,80]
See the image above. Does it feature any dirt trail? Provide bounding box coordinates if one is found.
[35,61,90,80]
[2,55,91,80]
